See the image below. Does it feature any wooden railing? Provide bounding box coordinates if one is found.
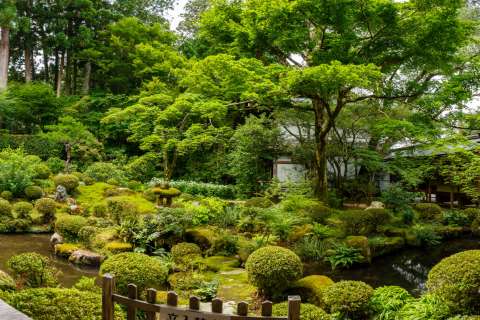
[102,274,301,320]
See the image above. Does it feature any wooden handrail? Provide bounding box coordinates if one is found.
[102,274,301,320]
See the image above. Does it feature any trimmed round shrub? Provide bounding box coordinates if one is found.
[370,286,413,320]
[323,280,373,318]
[100,252,169,295]
[35,198,57,223]
[415,203,442,220]
[171,242,202,264]
[7,252,58,288]
[427,250,480,313]
[32,163,52,179]
[245,246,303,297]
[78,226,98,246]
[92,203,107,218]
[0,199,12,218]
[24,185,43,200]
[53,174,79,192]
[0,287,125,320]
[13,201,34,219]
[1,190,13,200]
[272,302,329,320]
[55,215,88,241]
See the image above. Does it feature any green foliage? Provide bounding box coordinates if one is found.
[7,252,58,288]
[272,302,330,320]
[13,201,33,219]
[0,148,42,195]
[152,179,236,199]
[294,237,329,262]
[326,244,364,270]
[415,203,443,221]
[0,270,15,291]
[0,287,124,320]
[34,198,57,223]
[78,226,98,246]
[323,280,373,319]
[0,198,12,218]
[427,250,480,313]
[54,243,81,258]
[442,210,470,227]
[395,294,452,320]
[55,215,88,242]
[84,162,127,184]
[370,286,414,320]
[104,242,133,254]
[100,252,169,295]
[245,246,302,297]
[46,157,65,174]
[0,190,12,200]
[24,185,43,200]
[338,209,391,235]
[408,224,442,247]
[53,174,80,192]
[244,197,274,208]
[73,277,101,293]
[290,275,334,308]
[106,198,138,224]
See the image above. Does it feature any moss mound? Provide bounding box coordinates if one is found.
[289,275,334,308]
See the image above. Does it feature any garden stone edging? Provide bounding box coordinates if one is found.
[68,249,104,267]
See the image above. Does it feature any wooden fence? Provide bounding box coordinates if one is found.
[102,274,301,320]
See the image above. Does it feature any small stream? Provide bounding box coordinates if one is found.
[305,237,480,295]
[0,234,98,287]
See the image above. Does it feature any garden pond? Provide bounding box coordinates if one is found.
[0,234,479,294]
[0,234,98,287]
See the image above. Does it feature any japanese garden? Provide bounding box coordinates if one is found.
[0,0,480,319]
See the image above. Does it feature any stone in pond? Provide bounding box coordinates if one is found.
[69,249,104,266]
[55,185,68,202]
[50,232,64,246]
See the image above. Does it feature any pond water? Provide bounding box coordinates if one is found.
[305,237,480,295]
[0,234,98,287]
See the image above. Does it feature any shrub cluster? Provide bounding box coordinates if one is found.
[53,174,79,192]
[35,198,57,223]
[171,242,202,264]
[13,202,33,219]
[339,209,391,235]
[84,162,127,184]
[323,280,373,318]
[7,252,58,288]
[24,185,43,200]
[414,203,442,220]
[55,215,88,241]
[272,302,329,320]
[150,178,235,199]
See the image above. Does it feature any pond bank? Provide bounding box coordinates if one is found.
[305,236,480,295]
[0,234,98,287]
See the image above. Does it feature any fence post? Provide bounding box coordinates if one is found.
[127,284,138,320]
[146,289,157,320]
[287,296,301,320]
[102,274,115,320]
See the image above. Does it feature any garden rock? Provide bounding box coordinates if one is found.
[366,201,385,210]
[55,185,68,202]
[50,232,64,246]
[69,249,104,266]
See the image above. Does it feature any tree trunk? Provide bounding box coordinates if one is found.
[56,52,64,97]
[25,45,33,82]
[0,27,10,91]
[43,49,49,82]
[64,142,71,173]
[82,61,91,95]
[313,98,328,200]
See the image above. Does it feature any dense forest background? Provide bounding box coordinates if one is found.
[0,0,479,201]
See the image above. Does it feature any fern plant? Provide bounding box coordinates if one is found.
[326,244,364,270]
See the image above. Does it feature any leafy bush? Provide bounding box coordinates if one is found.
[396,294,451,320]
[407,224,441,247]
[244,197,273,208]
[106,198,137,224]
[32,163,51,179]
[323,280,373,319]
[0,287,124,320]
[53,174,79,192]
[99,252,168,295]
[0,148,41,195]
[0,270,15,290]
[272,302,330,320]
[326,244,364,270]
[7,252,58,288]
[73,276,101,293]
[84,162,127,184]
[150,178,235,199]
[463,208,480,223]
[368,236,405,258]
[370,286,413,320]
[0,199,12,218]
[35,198,57,223]
[338,209,390,235]
[78,226,98,246]
[208,233,239,256]
[245,246,303,297]
[441,210,470,227]
[105,242,133,254]
[55,215,88,241]
[46,157,64,174]
[13,201,33,219]
[414,203,442,221]
[294,237,329,262]
[427,250,480,313]
[24,185,43,200]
